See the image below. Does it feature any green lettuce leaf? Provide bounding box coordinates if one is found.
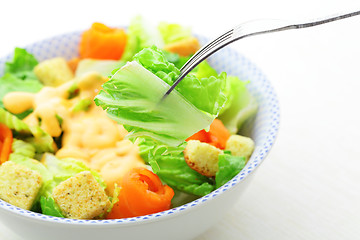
[0,73,42,109]
[121,16,164,62]
[39,196,64,217]
[215,151,246,188]
[5,47,39,80]
[9,138,36,159]
[41,153,106,189]
[193,61,218,79]
[9,150,62,217]
[95,60,214,146]
[40,153,107,217]
[95,46,228,145]
[133,47,227,116]
[138,138,215,196]
[0,48,43,119]
[218,76,258,134]
[75,59,126,78]
[158,22,192,44]
[0,107,54,152]
[9,150,54,206]
[161,50,190,69]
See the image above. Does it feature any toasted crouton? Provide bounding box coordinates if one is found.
[184,140,222,177]
[225,135,255,160]
[52,171,110,219]
[163,37,200,56]
[34,57,74,86]
[0,161,42,210]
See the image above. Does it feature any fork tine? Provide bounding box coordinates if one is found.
[179,31,233,75]
[179,37,233,78]
[180,29,233,72]
[164,35,234,97]
[163,10,360,100]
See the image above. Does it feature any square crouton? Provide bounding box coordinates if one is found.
[0,161,42,210]
[225,135,255,161]
[52,171,110,219]
[34,57,74,87]
[184,140,223,177]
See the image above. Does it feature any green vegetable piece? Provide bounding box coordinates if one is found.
[75,59,125,78]
[215,152,246,188]
[10,139,36,159]
[40,196,64,218]
[0,48,43,119]
[158,22,192,44]
[5,47,39,80]
[0,107,54,153]
[0,73,42,109]
[133,47,227,116]
[161,50,190,69]
[138,138,215,196]
[121,16,164,62]
[67,82,79,99]
[95,60,214,146]
[218,76,258,133]
[72,99,92,113]
[41,153,106,190]
[10,153,54,205]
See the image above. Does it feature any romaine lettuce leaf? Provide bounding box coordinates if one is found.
[9,138,36,159]
[121,16,164,62]
[95,60,214,146]
[39,196,64,217]
[215,151,246,188]
[0,48,43,119]
[5,47,39,80]
[161,50,190,69]
[41,153,107,189]
[138,138,215,196]
[75,59,126,78]
[9,147,54,211]
[193,61,218,79]
[218,76,258,133]
[95,46,228,145]
[0,73,42,109]
[9,150,106,218]
[40,153,107,217]
[158,22,192,44]
[0,107,54,153]
[133,46,227,116]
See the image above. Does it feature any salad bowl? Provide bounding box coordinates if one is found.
[0,30,279,240]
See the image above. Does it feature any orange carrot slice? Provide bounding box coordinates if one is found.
[79,22,127,60]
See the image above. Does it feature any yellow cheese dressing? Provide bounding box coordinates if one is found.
[3,71,146,193]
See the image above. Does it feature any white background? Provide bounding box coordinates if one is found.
[1,0,360,239]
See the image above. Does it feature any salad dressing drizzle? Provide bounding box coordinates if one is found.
[3,71,146,194]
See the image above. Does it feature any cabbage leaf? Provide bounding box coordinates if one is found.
[218,76,258,134]
[158,22,192,44]
[215,151,246,188]
[0,48,43,119]
[121,16,164,62]
[95,47,227,146]
[0,107,54,153]
[138,138,215,196]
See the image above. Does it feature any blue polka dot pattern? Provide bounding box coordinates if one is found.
[0,31,280,224]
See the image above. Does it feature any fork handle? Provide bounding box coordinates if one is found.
[232,10,360,42]
[164,10,360,98]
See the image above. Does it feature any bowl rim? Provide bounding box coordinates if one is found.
[0,30,280,225]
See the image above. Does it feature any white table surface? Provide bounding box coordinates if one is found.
[1,0,360,239]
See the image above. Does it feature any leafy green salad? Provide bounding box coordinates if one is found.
[0,16,258,219]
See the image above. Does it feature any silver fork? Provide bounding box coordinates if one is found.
[163,10,360,97]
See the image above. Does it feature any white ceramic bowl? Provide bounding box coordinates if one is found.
[0,31,280,240]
